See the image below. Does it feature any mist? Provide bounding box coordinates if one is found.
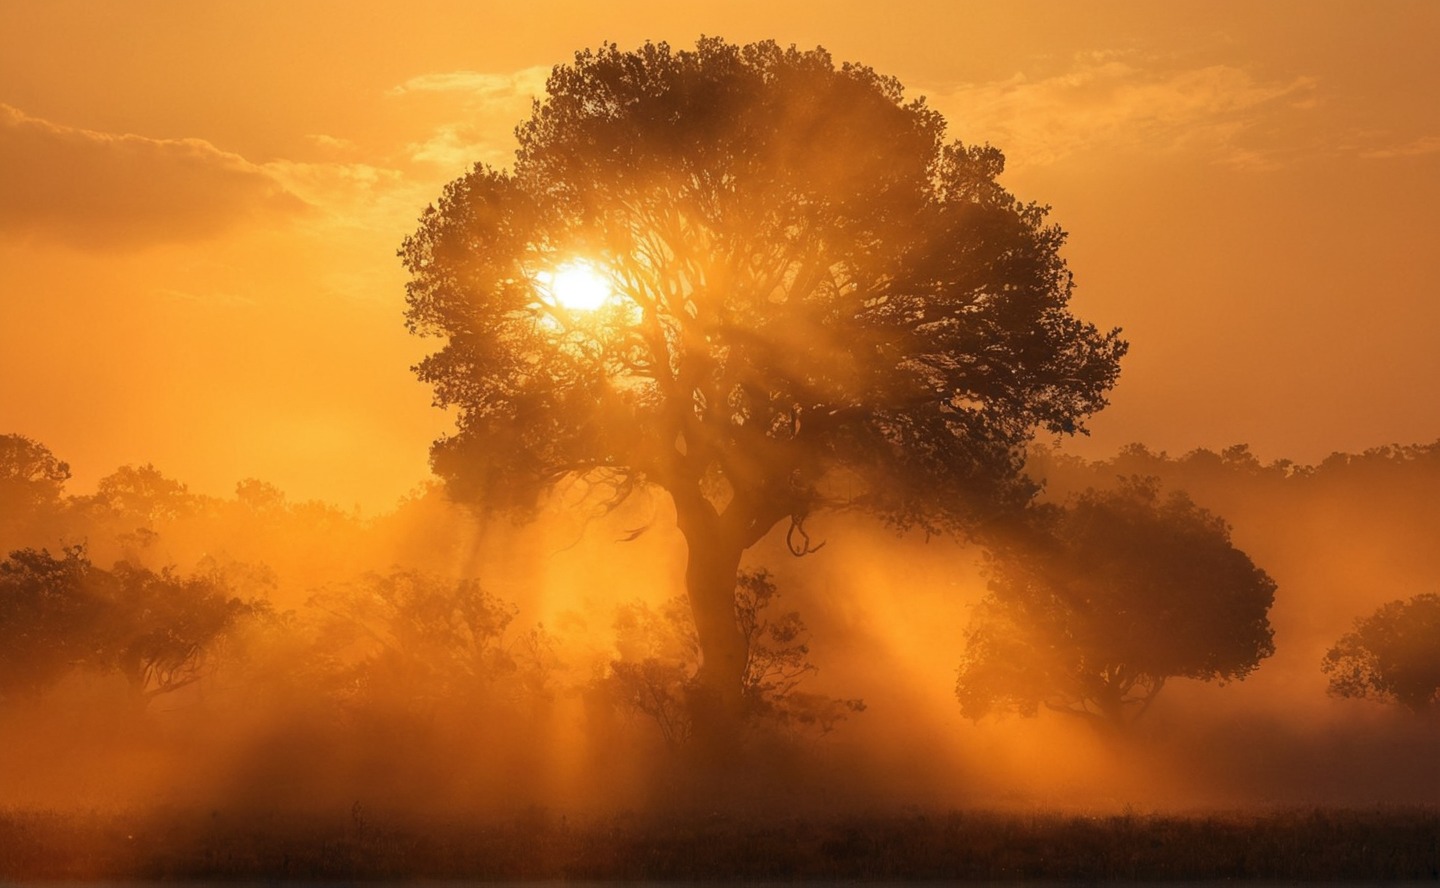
[2,433,1436,827]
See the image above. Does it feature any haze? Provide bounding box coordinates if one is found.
[1,5,1438,867]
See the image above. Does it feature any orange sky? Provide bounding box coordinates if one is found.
[3,1,1438,511]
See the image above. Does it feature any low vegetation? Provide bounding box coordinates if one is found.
[0,805,1434,880]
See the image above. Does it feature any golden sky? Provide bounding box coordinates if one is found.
[2,1,1438,510]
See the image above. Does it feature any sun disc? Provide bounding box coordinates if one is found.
[545,262,612,311]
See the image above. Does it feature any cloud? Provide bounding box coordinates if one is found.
[388,66,552,170]
[1358,134,1440,160]
[257,156,437,264]
[263,158,410,214]
[0,104,307,250]
[918,57,1316,169]
[402,122,518,171]
[153,287,257,309]
[305,133,359,154]
[388,67,551,99]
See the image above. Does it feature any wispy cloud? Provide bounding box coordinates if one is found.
[264,159,409,208]
[402,122,518,171]
[261,157,429,242]
[1358,134,1440,160]
[0,104,306,250]
[388,66,552,169]
[305,133,359,154]
[918,56,1316,169]
[153,287,257,309]
[388,66,551,99]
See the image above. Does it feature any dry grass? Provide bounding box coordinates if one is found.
[1,804,1436,880]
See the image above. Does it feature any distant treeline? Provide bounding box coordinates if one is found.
[0,432,1437,810]
[3,432,1438,720]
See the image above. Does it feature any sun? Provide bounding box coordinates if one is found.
[538,261,612,311]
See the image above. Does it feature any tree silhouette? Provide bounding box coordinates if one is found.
[1322,593,1440,712]
[0,546,259,708]
[400,38,1126,735]
[103,561,262,707]
[956,480,1276,730]
[90,463,193,526]
[0,434,71,549]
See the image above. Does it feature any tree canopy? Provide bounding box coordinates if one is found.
[955,480,1277,729]
[1322,593,1440,712]
[0,434,69,509]
[400,38,1126,724]
[0,434,71,549]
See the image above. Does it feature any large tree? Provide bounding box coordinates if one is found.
[955,480,1277,730]
[400,39,1126,730]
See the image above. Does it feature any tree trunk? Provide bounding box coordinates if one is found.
[675,507,748,754]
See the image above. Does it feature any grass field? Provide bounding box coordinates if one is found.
[1,805,1435,880]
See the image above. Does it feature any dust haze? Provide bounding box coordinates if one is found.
[2,434,1436,822]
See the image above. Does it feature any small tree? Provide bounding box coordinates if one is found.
[103,562,261,707]
[0,547,259,708]
[955,480,1276,730]
[400,38,1126,732]
[77,464,196,562]
[307,570,549,716]
[0,547,101,702]
[1322,593,1440,712]
[608,568,862,747]
[0,434,69,507]
[91,464,193,525]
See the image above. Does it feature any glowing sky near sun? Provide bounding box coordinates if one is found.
[2,1,1438,510]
